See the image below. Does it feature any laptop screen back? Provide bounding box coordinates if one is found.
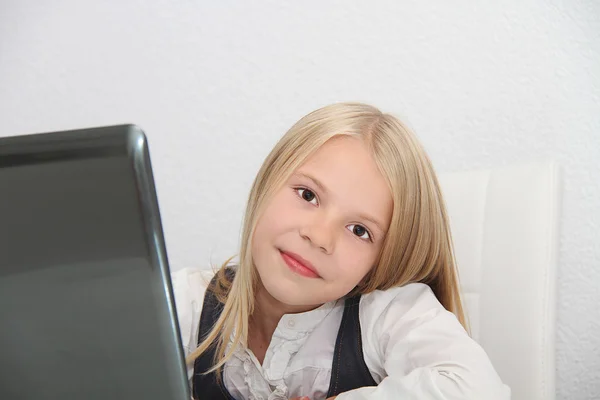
[0,126,189,400]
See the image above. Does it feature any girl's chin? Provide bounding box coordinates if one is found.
[261,279,324,309]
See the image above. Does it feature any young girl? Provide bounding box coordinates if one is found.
[172,103,511,400]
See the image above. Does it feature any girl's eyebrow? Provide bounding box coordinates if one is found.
[294,172,386,234]
[294,172,328,195]
[357,213,386,234]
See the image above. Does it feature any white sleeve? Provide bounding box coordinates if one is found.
[336,284,511,400]
[170,267,214,381]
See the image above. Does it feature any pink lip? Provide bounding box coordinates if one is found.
[280,250,320,278]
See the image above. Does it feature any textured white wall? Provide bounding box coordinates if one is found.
[1,1,598,398]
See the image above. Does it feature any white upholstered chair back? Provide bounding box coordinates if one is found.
[438,162,561,400]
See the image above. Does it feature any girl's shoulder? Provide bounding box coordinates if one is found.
[360,282,444,313]
[170,267,217,355]
[358,282,461,334]
[171,267,216,306]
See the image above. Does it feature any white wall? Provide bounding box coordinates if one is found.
[1,1,598,398]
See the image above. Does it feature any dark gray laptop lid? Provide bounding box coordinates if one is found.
[0,125,190,400]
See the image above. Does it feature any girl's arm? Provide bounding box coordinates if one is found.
[335,283,511,400]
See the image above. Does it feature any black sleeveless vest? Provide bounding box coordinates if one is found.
[192,274,377,399]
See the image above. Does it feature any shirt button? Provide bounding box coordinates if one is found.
[287,318,296,328]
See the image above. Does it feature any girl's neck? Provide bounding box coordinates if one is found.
[250,281,321,345]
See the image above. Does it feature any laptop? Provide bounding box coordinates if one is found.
[0,125,190,400]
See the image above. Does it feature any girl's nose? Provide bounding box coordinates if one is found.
[299,216,337,254]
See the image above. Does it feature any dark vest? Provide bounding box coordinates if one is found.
[192,273,377,399]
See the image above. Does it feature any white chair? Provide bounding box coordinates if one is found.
[438,162,561,400]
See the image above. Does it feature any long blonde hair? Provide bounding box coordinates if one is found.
[186,102,467,376]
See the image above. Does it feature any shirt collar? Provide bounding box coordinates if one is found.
[276,299,339,336]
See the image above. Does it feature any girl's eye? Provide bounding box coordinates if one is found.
[347,224,372,241]
[295,188,318,205]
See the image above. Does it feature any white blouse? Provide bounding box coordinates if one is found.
[172,268,511,400]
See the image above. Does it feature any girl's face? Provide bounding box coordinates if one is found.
[251,135,393,308]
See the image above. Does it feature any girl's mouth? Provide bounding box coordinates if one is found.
[279,250,320,278]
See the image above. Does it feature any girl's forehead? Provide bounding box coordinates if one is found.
[298,136,379,180]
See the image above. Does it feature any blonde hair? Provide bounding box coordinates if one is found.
[186,102,467,377]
